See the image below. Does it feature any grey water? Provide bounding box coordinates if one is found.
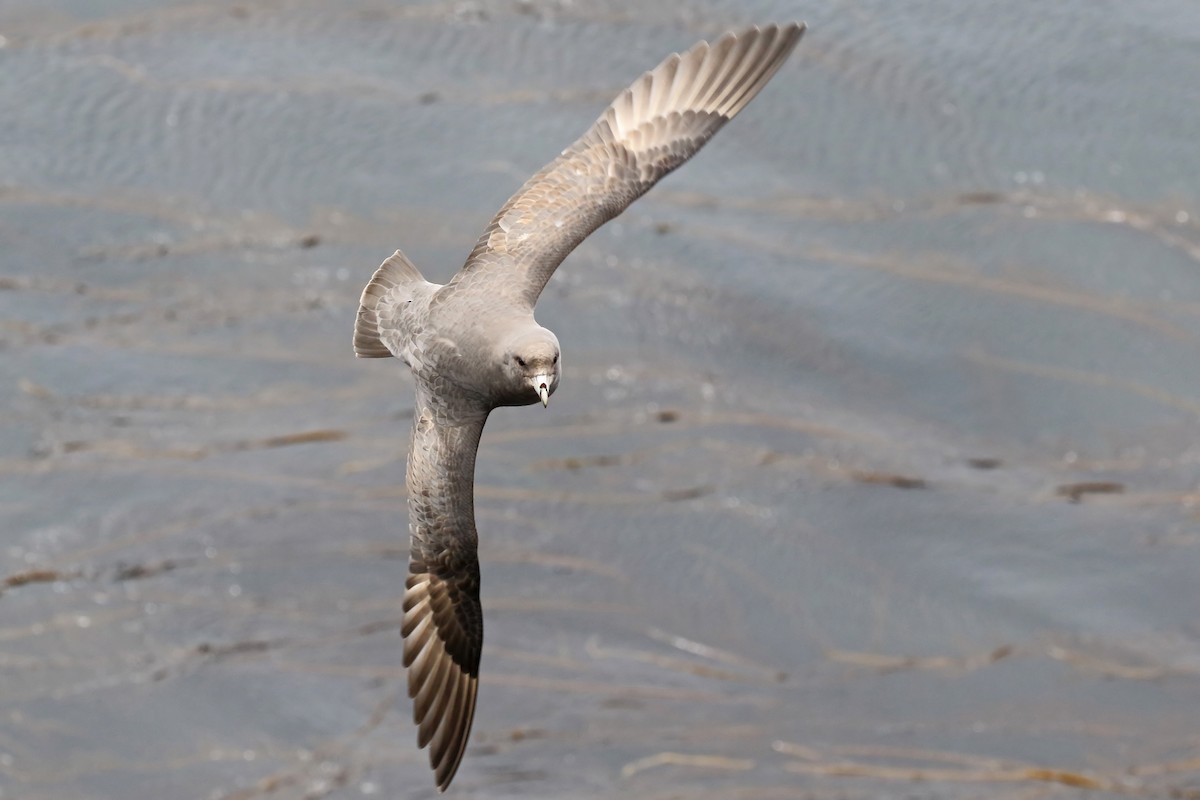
[2,1,1199,798]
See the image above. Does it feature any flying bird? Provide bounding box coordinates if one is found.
[353,23,805,790]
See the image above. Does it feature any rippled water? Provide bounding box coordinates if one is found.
[2,2,1199,799]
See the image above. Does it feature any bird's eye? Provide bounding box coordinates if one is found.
[516,356,526,367]
[552,354,558,364]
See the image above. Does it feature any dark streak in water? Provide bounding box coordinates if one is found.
[113,558,193,582]
[2,568,78,592]
[1056,482,1126,503]
[849,471,928,490]
[967,457,1003,470]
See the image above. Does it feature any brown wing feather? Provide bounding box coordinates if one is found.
[403,398,487,791]
[452,23,805,306]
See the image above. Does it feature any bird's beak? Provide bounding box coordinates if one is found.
[533,375,552,408]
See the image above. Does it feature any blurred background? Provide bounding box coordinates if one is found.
[2,1,1199,798]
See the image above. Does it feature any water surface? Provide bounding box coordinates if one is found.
[2,2,1199,798]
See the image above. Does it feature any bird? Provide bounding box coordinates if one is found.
[353,22,805,791]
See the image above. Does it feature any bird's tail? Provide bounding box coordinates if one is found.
[353,249,427,358]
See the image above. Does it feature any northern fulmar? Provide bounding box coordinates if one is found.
[353,23,805,790]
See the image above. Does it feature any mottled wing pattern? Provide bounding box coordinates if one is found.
[402,392,488,791]
[452,23,805,306]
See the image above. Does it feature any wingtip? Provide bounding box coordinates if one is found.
[755,21,807,46]
[712,20,806,41]
[778,21,808,61]
[403,569,483,793]
[431,674,477,791]
[731,22,806,49]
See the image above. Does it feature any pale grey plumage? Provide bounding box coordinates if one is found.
[353,22,805,791]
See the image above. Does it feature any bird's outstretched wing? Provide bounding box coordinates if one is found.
[451,23,805,307]
[402,394,488,791]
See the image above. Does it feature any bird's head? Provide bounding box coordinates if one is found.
[499,327,560,407]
